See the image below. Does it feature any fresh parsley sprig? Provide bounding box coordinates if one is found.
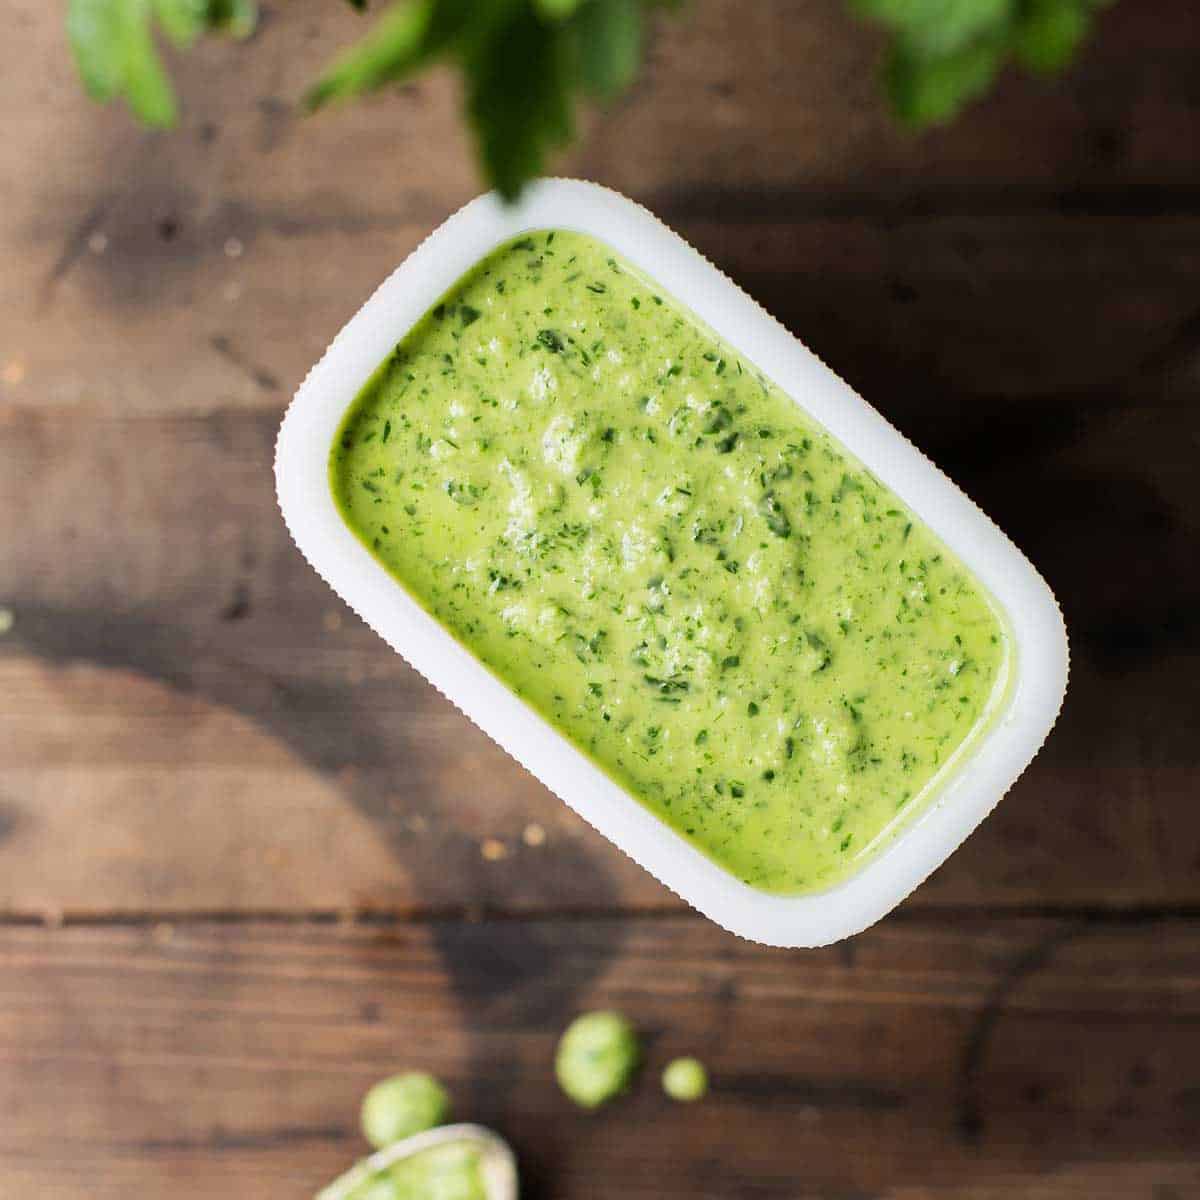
[850,0,1116,126]
[65,0,1113,199]
[307,0,676,199]
[67,0,258,127]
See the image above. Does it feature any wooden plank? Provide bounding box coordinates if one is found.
[4,0,1200,416]
[9,0,1200,233]
[590,0,1200,197]
[0,915,1197,1198]
[4,9,1197,1200]
[2,0,1199,916]
[2,343,1198,914]
[5,211,1199,419]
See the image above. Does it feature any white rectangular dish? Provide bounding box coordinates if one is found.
[275,178,1068,947]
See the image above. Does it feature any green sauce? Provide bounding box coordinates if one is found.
[331,230,1009,894]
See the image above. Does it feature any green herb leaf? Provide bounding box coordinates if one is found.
[573,0,643,100]
[856,0,1111,127]
[305,0,438,109]
[306,0,519,110]
[886,35,1005,126]
[1013,0,1091,74]
[67,0,176,126]
[121,12,178,124]
[207,0,258,38]
[759,491,792,539]
[851,0,1014,56]
[153,0,208,47]
[535,0,582,18]
[306,0,648,197]
[466,8,575,200]
[67,0,257,125]
[65,0,1114,200]
[67,0,132,101]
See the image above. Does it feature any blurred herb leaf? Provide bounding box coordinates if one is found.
[153,0,209,48]
[466,7,574,200]
[67,0,256,127]
[304,0,443,107]
[66,0,1116,197]
[534,0,582,17]
[208,0,257,37]
[574,0,642,100]
[1013,0,1092,74]
[854,0,1112,127]
[851,0,1012,56]
[887,35,1005,126]
[308,0,659,200]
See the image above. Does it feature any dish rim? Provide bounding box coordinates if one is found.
[275,178,1069,947]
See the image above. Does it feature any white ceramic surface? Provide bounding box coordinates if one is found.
[276,179,1068,947]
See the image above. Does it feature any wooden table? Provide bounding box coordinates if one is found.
[2,2,1198,1196]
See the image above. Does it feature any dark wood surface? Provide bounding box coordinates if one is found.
[3,917,1199,1198]
[2,0,1198,1195]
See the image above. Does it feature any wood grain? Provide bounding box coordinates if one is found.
[2,2,1200,1193]
[2,347,1196,913]
[1,916,1197,1199]
[4,0,1200,417]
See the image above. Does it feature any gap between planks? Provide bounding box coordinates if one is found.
[2,902,1199,930]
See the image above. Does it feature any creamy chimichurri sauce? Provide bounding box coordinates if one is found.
[331,230,1009,894]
